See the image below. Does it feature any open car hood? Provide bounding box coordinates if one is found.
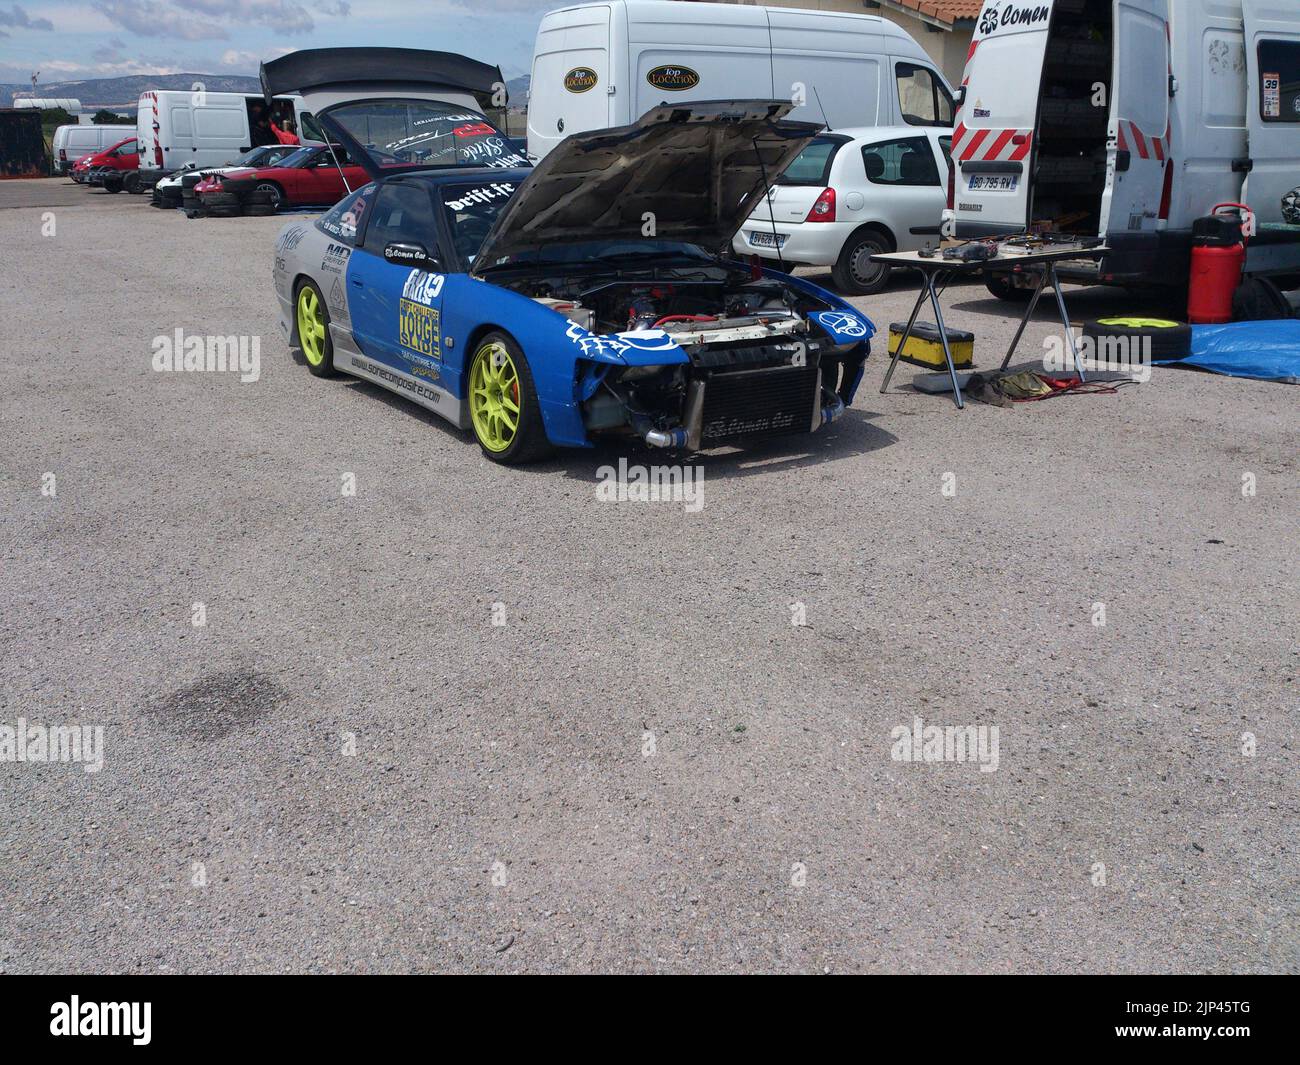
[261,47,505,115]
[474,100,820,268]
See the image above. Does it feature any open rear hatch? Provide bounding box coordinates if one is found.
[260,48,524,179]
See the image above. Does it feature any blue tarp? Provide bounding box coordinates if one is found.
[1155,320,1300,383]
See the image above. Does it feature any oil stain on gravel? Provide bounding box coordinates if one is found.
[150,670,290,740]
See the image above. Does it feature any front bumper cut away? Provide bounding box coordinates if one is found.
[641,367,845,449]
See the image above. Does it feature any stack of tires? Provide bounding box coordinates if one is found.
[242,189,277,217]
[180,172,206,218]
[202,178,278,218]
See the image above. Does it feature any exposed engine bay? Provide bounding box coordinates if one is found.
[501,263,866,450]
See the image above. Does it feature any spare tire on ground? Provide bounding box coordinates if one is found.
[206,204,242,217]
[243,204,276,216]
[102,172,125,194]
[201,191,240,207]
[1081,317,1193,362]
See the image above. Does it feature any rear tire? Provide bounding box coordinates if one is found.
[985,271,1034,302]
[253,183,283,211]
[831,230,891,295]
[1232,277,1293,321]
[467,332,553,465]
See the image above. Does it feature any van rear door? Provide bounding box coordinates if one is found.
[1099,0,1172,238]
[528,4,612,160]
[951,2,1055,235]
[1242,0,1300,223]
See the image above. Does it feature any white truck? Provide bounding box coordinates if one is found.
[136,89,312,184]
[527,0,955,160]
[948,0,1300,299]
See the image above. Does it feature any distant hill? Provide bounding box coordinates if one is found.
[506,75,530,105]
[2,73,261,113]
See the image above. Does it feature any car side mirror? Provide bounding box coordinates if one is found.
[385,242,440,270]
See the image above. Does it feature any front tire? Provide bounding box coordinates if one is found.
[831,231,892,295]
[467,333,553,464]
[295,279,335,377]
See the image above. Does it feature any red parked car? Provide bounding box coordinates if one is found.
[194,143,368,212]
[72,137,139,188]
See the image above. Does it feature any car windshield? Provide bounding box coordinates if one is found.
[323,99,526,173]
[271,147,317,169]
[441,180,520,266]
[236,145,294,168]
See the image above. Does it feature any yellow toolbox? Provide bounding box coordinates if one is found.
[888,321,975,370]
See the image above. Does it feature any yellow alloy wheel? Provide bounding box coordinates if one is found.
[469,340,521,453]
[297,285,327,366]
[1097,317,1182,330]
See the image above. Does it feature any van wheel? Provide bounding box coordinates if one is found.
[985,271,1034,302]
[832,231,891,295]
[1232,277,1293,321]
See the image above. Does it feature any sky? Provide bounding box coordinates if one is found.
[0,0,557,85]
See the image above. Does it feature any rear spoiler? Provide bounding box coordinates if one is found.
[260,47,506,112]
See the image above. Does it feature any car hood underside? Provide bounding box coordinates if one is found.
[475,100,820,267]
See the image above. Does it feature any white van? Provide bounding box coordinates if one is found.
[136,90,311,180]
[528,0,954,159]
[949,0,1300,295]
[51,124,126,174]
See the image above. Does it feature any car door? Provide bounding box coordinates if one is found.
[347,179,447,381]
[860,134,946,251]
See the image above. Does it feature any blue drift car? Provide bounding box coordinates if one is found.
[267,49,876,463]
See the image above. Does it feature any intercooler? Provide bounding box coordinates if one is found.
[698,365,820,443]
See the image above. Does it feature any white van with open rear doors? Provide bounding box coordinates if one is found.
[949,0,1300,300]
[136,89,312,185]
[528,0,954,160]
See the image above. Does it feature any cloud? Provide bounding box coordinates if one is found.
[0,3,54,30]
[94,0,229,39]
[316,0,347,14]
[173,0,315,35]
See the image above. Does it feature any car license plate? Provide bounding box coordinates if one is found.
[748,230,787,249]
[968,174,1018,193]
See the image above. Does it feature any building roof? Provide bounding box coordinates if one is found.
[886,1,983,28]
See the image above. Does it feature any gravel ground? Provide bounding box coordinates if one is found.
[2,179,1296,974]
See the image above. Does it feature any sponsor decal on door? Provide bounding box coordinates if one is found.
[564,67,598,93]
[646,65,700,92]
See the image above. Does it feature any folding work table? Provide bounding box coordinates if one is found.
[871,246,1110,409]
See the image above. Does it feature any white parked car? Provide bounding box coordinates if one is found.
[733,126,952,295]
